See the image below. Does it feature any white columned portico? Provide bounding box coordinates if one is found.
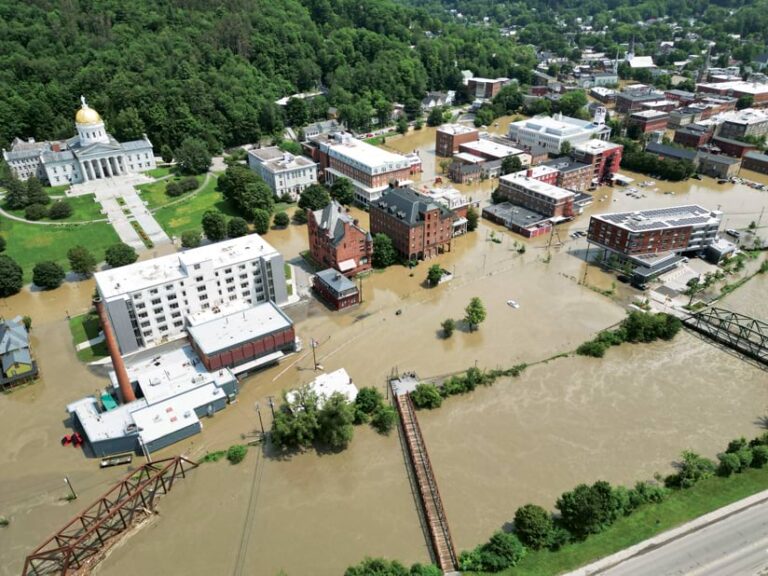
[94,159,103,179]
[103,157,112,178]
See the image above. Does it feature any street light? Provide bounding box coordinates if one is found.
[64,476,77,500]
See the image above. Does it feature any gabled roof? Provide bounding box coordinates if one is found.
[312,200,369,246]
[0,316,30,355]
[2,348,32,372]
[372,187,449,227]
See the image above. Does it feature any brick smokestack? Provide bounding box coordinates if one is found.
[93,297,136,403]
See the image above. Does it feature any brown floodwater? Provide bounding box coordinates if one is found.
[2,130,767,576]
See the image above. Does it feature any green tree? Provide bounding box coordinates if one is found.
[737,95,754,110]
[396,116,409,134]
[22,315,32,330]
[26,177,50,206]
[24,204,48,221]
[285,97,309,127]
[466,206,479,232]
[478,531,526,571]
[441,318,455,338]
[665,450,716,489]
[0,255,23,297]
[181,229,202,248]
[252,209,271,234]
[32,261,65,290]
[492,85,523,116]
[556,90,588,117]
[372,233,397,268]
[160,144,174,164]
[410,383,442,409]
[474,106,495,127]
[404,98,422,121]
[330,178,355,205]
[501,155,522,175]
[226,444,248,464]
[4,178,28,209]
[345,558,409,576]
[298,184,331,211]
[354,387,384,417]
[751,445,768,468]
[0,235,5,252]
[113,107,146,141]
[317,392,355,449]
[175,138,211,175]
[227,216,249,238]
[371,405,397,434]
[292,210,308,224]
[202,210,228,241]
[559,140,573,156]
[556,481,623,538]
[48,201,72,219]
[426,107,444,127]
[427,264,443,286]
[513,504,553,550]
[274,211,290,227]
[464,297,486,332]
[271,386,320,450]
[105,243,138,268]
[67,245,97,277]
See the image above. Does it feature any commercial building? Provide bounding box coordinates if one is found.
[710,136,758,158]
[307,200,373,276]
[305,132,414,205]
[715,108,768,140]
[697,152,741,179]
[188,302,296,373]
[94,235,288,354]
[287,368,358,408]
[507,112,611,155]
[615,90,665,113]
[247,147,317,201]
[587,205,722,257]
[369,187,456,260]
[3,96,155,184]
[467,77,509,100]
[458,139,528,163]
[0,316,38,390]
[590,86,617,103]
[482,202,553,238]
[696,81,768,107]
[540,158,594,192]
[497,174,575,219]
[313,269,361,310]
[629,110,669,133]
[645,142,699,164]
[413,185,474,220]
[673,124,713,148]
[435,124,479,157]
[742,150,768,174]
[571,139,624,184]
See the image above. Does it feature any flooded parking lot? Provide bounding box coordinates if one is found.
[1,125,767,576]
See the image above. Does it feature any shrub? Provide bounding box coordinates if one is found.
[460,531,526,572]
[751,445,768,468]
[49,201,73,219]
[410,383,442,409]
[22,315,32,330]
[665,450,716,489]
[252,209,271,234]
[513,504,553,550]
[576,340,607,357]
[441,318,455,338]
[274,211,290,227]
[180,176,198,192]
[735,446,753,469]
[227,217,249,238]
[0,234,5,252]
[67,245,97,277]
[717,452,741,477]
[25,203,48,220]
[0,255,23,297]
[226,444,248,464]
[292,209,308,224]
[165,182,183,197]
[556,481,624,538]
[371,405,397,434]
[105,243,138,267]
[33,261,66,289]
[181,229,202,248]
[354,387,384,416]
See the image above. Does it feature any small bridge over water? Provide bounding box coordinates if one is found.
[682,307,768,366]
[391,375,459,574]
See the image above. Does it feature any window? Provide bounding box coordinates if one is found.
[138,312,148,319]
[158,324,168,332]
[240,282,248,288]
[200,293,208,301]
[151,298,161,305]
[168,294,177,301]
[195,276,203,282]
[173,320,184,328]
[149,288,158,295]
[153,308,163,315]
[135,302,145,310]
[226,277,234,284]
[229,294,237,301]
[194,264,201,270]
[140,321,151,328]
[197,285,206,293]
[169,303,179,309]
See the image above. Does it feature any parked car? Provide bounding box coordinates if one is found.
[726,228,741,238]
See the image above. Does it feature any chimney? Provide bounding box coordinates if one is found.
[93,297,136,403]
[526,168,533,177]
[52,142,61,152]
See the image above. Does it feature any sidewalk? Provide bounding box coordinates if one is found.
[563,487,768,575]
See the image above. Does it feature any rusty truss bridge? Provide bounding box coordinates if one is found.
[394,392,459,574]
[683,307,768,366]
[22,456,198,576]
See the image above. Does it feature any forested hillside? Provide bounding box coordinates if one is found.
[0,0,534,151]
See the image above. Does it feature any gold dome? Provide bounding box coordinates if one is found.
[75,97,102,125]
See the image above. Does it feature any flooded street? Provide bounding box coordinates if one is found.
[1,124,767,576]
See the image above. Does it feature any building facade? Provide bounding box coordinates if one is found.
[587,205,722,257]
[435,124,479,157]
[467,77,508,100]
[247,147,317,201]
[742,150,768,174]
[571,139,623,184]
[696,81,768,107]
[541,158,594,191]
[629,110,669,133]
[94,235,288,354]
[0,316,38,389]
[507,112,611,155]
[307,201,373,276]
[313,269,361,310]
[2,97,155,185]
[497,174,575,218]
[369,187,455,260]
[710,136,758,158]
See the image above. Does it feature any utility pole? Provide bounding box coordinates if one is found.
[268,396,276,419]
[311,337,318,370]
[64,476,77,500]
[254,403,265,435]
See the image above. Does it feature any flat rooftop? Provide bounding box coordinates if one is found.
[460,139,524,159]
[95,234,280,299]
[454,152,486,164]
[248,147,316,172]
[631,110,669,119]
[483,202,551,228]
[325,134,409,171]
[593,205,722,232]
[437,124,478,136]
[574,139,623,154]
[510,114,600,137]
[188,302,293,355]
[500,174,574,201]
[697,81,768,96]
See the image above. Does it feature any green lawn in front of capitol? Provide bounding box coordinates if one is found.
[5,193,106,223]
[135,174,205,210]
[470,466,768,576]
[0,213,119,282]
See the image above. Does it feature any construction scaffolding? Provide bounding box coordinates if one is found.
[22,456,198,576]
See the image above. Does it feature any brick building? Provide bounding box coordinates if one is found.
[497,174,575,218]
[696,81,768,107]
[629,110,669,133]
[710,136,758,158]
[715,109,768,140]
[435,124,479,157]
[467,77,508,100]
[369,187,455,260]
[742,150,768,174]
[673,125,713,149]
[541,158,594,191]
[571,139,623,184]
[307,201,372,276]
[313,269,360,310]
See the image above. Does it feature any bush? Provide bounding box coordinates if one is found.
[410,383,442,409]
[556,481,624,538]
[22,315,32,330]
[576,340,607,357]
[274,211,290,227]
[717,452,741,476]
[513,504,553,550]
[33,261,66,289]
[181,229,202,248]
[252,208,271,234]
[227,216,249,238]
[665,450,716,489]
[0,234,5,252]
[354,387,384,417]
[371,405,397,434]
[105,243,138,267]
[165,182,183,197]
[180,176,198,192]
[292,209,308,224]
[24,203,48,220]
[460,531,526,572]
[751,445,768,468]
[48,201,73,219]
[226,444,248,464]
[441,318,455,338]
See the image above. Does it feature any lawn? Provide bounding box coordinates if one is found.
[153,175,241,237]
[145,166,173,179]
[5,195,104,223]
[136,174,205,210]
[476,466,768,576]
[68,312,109,362]
[44,184,71,196]
[0,215,119,282]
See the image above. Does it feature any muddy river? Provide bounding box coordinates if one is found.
[1,125,767,576]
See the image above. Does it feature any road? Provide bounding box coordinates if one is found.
[603,499,768,576]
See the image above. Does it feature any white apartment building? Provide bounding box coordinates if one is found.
[507,112,611,154]
[95,235,288,354]
[247,147,318,201]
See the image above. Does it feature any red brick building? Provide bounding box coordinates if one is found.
[710,136,758,158]
[541,158,594,192]
[497,175,575,218]
[369,187,455,260]
[673,125,713,149]
[467,77,508,100]
[307,201,372,276]
[629,110,669,133]
[571,140,623,184]
[435,124,479,157]
[313,269,360,310]
[742,151,768,174]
